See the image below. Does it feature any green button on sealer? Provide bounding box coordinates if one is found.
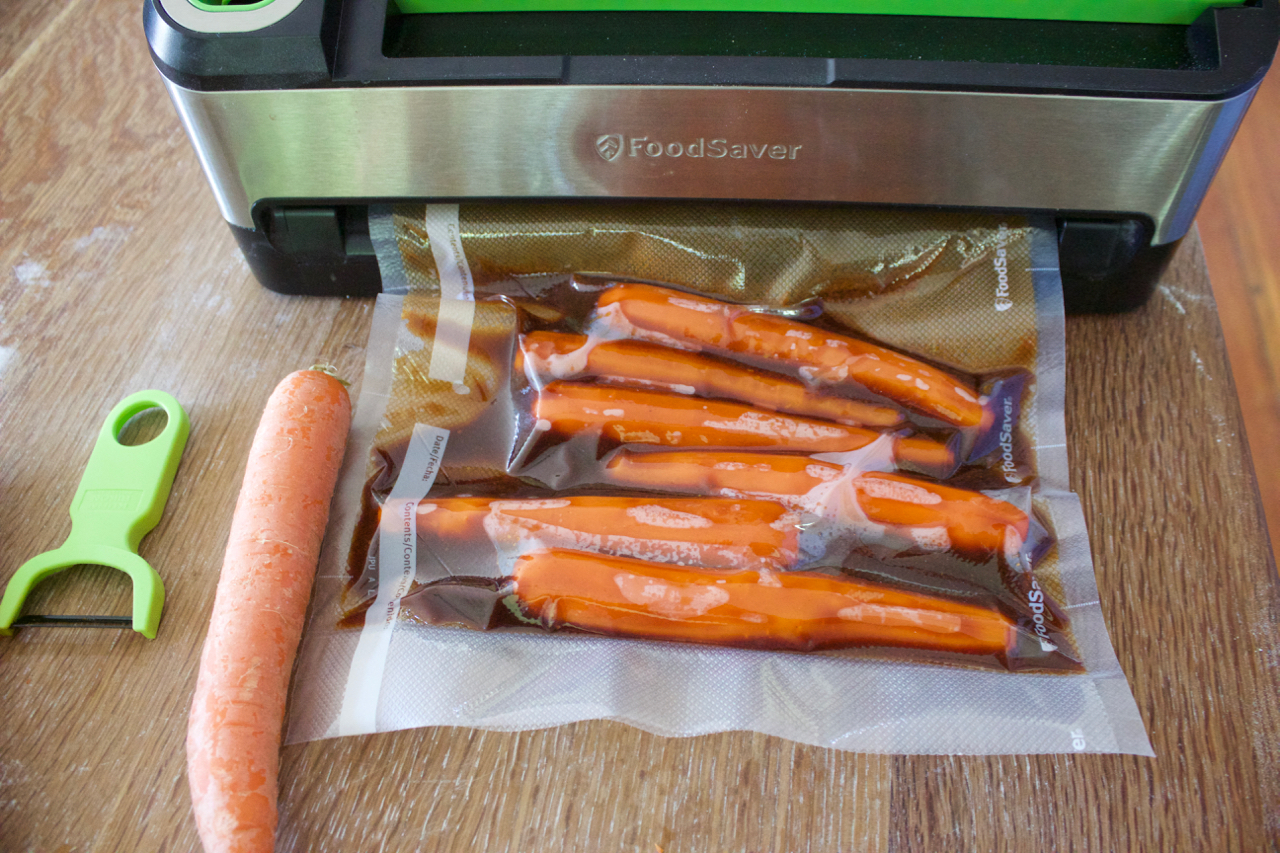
[186,0,278,12]
[0,391,190,639]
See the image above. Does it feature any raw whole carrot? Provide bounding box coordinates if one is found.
[603,450,1028,560]
[593,282,985,427]
[406,494,801,570]
[187,370,351,853]
[518,331,904,428]
[533,381,954,472]
[512,548,1016,656]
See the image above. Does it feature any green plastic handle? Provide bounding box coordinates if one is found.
[0,391,190,639]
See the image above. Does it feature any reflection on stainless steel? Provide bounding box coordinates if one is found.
[165,81,1250,243]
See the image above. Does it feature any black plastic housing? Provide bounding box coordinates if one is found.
[147,0,1279,94]
[232,203,1173,313]
[146,0,1279,312]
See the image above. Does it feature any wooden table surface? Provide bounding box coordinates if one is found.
[3,1,1280,850]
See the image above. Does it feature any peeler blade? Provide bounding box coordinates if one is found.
[12,615,134,629]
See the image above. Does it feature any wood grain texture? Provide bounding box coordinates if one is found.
[1198,62,1280,570]
[277,727,891,852]
[0,0,81,79]
[1,0,1278,850]
[890,234,1280,853]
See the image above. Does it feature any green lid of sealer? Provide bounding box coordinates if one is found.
[388,0,1242,26]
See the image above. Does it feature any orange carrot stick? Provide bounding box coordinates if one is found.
[593,282,984,427]
[187,370,351,853]
[533,381,954,471]
[518,331,904,428]
[512,548,1016,656]
[604,448,844,506]
[406,494,800,570]
[604,449,1029,560]
[850,471,1029,555]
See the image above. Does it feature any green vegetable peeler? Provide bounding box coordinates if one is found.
[0,391,190,639]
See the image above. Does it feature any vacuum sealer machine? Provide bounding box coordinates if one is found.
[146,0,1279,311]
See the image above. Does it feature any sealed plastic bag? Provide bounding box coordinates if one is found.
[288,203,1152,755]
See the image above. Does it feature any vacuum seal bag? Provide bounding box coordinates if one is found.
[288,203,1152,755]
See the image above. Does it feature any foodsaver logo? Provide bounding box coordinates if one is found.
[595,133,803,162]
[993,223,1013,312]
[596,134,623,162]
[1026,577,1057,652]
[998,396,1019,483]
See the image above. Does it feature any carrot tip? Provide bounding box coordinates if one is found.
[308,363,350,387]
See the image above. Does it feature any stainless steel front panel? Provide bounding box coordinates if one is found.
[166,82,1253,243]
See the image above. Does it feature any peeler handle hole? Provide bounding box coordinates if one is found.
[115,406,169,447]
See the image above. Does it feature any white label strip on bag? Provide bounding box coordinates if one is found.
[423,204,477,386]
[338,423,451,736]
